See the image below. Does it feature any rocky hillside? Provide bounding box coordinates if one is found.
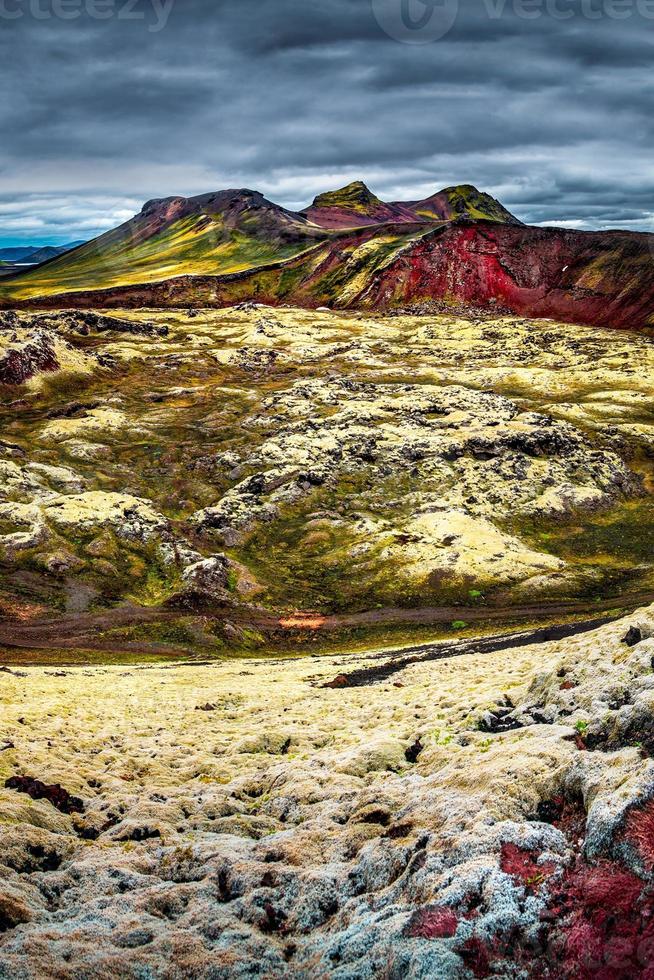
[0,300,654,976]
[20,219,654,333]
[358,221,654,330]
[0,191,326,299]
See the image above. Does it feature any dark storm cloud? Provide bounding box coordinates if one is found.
[1,0,654,243]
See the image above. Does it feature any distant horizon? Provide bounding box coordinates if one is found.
[0,238,86,250]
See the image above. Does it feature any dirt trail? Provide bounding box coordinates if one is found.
[312,593,654,629]
[0,590,651,660]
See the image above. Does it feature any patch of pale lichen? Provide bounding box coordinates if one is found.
[1,609,654,975]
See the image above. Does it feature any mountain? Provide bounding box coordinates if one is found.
[301,180,521,229]
[0,241,85,264]
[0,191,327,300]
[403,184,522,225]
[13,218,654,333]
[0,247,37,262]
[24,242,86,265]
[3,181,653,333]
[301,181,420,228]
[0,182,521,302]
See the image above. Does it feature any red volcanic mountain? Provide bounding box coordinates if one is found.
[2,181,653,333]
[352,220,654,330]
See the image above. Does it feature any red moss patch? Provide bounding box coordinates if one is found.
[548,860,649,979]
[459,935,493,977]
[434,795,654,979]
[501,843,556,892]
[405,906,459,940]
[624,800,654,871]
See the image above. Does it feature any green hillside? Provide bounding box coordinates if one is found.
[0,211,323,301]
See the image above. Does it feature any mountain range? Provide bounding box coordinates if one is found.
[0,241,85,264]
[0,241,86,278]
[1,183,653,331]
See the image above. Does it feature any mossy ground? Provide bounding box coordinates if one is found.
[1,307,653,662]
[1,609,654,976]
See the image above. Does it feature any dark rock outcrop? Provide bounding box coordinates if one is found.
[5,776,84,815]
[0,331,59,385]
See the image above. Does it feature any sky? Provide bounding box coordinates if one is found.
[1,0,654,245]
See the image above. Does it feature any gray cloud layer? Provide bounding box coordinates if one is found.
[1,0,653,243]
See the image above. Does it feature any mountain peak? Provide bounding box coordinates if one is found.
[141,189,266,217]
[302,181,416,229]
[311,181,382,211]
[305,180,521,229]
[410,184,522,225]
[442,183,479,195]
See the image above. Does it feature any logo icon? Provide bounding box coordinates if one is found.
[372,0,459,43]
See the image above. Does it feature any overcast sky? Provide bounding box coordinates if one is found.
[1,0,654,245]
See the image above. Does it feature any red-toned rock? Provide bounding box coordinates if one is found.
[5,776,84,815]
[0,331,59,384]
